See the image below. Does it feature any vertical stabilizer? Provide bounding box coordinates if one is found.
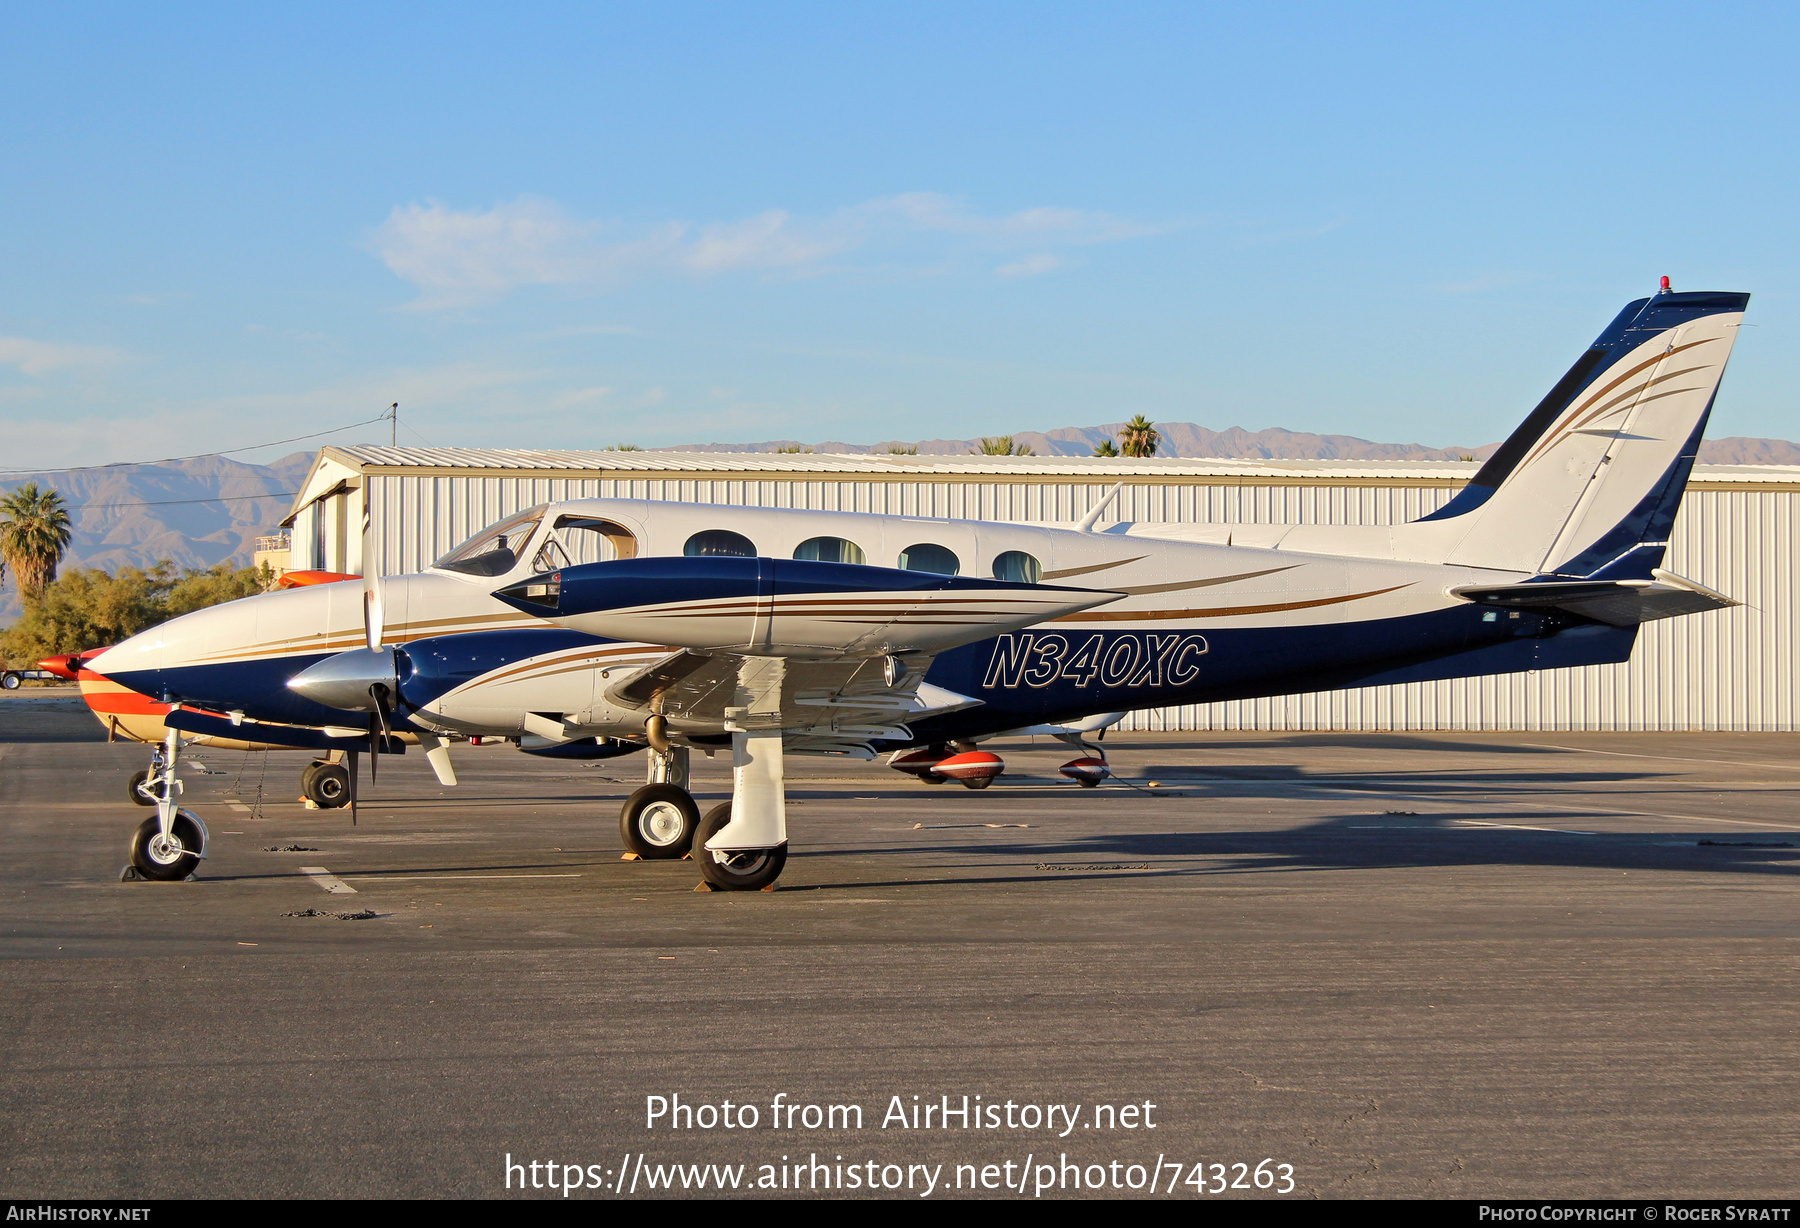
[1418,289,1748,577]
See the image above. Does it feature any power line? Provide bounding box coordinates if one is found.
[75,492,298,511]
[0,412,393,477]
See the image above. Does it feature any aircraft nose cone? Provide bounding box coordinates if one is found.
[287,647,399,711]
[87,632,164,682]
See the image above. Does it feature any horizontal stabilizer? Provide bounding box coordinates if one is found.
[1451,569,1737,627]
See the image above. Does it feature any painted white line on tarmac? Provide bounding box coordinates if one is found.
[227,801,253,813]
[1517,742,1800,773]
[1453,819,1598,836]
[341,873,583,882]
[298,867,357,894]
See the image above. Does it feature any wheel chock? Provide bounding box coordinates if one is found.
[760,883,778,892]
[119,865,141,882]
[693,881,719,892]
[620,852,641,861]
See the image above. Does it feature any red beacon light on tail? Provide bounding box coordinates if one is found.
[1660,275,1672,293]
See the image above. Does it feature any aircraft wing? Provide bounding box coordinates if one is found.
[1450,569,1738,627]
[602,649,982,758]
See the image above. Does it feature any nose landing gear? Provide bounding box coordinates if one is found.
[124,728,208,881]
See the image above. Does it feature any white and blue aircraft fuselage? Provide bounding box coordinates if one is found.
[93,288,1750,890]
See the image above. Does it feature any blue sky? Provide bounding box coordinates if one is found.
[2,2,1795,466]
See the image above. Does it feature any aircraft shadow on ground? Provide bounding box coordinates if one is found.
[810,813,1800,889]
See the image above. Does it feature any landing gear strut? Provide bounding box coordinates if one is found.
[125,728,208,881]
[695,729,788,891]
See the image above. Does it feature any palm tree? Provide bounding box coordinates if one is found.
[0,482,74,600]
[1092,439,1119,457]
[1118,415,1161,458]
[972,436,1034,456]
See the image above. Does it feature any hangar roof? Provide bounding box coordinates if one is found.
[288,444,1800,517]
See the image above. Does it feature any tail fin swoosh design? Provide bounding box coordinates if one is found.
[1418,289,1749,578]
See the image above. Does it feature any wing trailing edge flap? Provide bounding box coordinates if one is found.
[1450,568,1738,627]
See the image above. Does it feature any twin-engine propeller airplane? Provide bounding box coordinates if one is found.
[90,285,1750,891]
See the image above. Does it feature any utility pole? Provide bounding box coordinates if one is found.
[389,402,398,448]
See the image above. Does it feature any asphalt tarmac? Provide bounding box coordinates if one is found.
[2,689,1796,1200]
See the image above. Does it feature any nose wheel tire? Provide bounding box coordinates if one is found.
[620,784,700,859]
[303,762,350,808]
[128,769,157,806]
[129,812,204,881]
[694,803,787,891]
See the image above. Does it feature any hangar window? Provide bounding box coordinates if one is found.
[684,529,757,557]
[434,505,548,577]
[992,550,1042,584]
[547,516,637,568]
[794,536,867,565]
[898,543,959,575]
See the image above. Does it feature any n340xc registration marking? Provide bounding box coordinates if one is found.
[982,632,1209,690]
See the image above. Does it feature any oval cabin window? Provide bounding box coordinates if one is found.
[898,543,959,575]
[992,550,1042,584]
[794,536,867,565]
[684,529,757,557]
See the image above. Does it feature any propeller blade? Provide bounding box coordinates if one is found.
[347,750,358,826]
[367,683,394,783]
[362,504,383,651]
[416,729,458,787]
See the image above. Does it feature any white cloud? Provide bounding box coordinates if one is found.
[372,193,1168,307]
[0,336,124,377]
[997,254,1063,278]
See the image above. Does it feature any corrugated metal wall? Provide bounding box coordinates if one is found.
[364,472,1798,732]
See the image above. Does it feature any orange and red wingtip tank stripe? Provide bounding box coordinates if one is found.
[277,570,360,588]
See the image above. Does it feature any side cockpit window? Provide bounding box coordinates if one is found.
[550,516,638,567]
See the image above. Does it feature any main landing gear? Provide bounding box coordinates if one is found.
[300,757,351,809]
[619,744,699,859]
[616,733,791,891]
[124,728,208,881]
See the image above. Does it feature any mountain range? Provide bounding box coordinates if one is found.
[3,425,1795,624]
[667,423,1800,465]
[0,451,313,623]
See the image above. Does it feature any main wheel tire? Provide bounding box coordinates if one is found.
[129,812,204,881]
[919,771,949,785]
[1,671,19,690]
[619,784,700,859]
[1078,776,1101,788]
[304,762,350,808]
[694,802,787,891]
[128,768,157,806]
[959,776,993,790]
[299,761,322,798]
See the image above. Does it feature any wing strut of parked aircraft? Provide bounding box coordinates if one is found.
[86,285,1749,891]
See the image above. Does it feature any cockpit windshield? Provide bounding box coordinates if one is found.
[432,505,547,577]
